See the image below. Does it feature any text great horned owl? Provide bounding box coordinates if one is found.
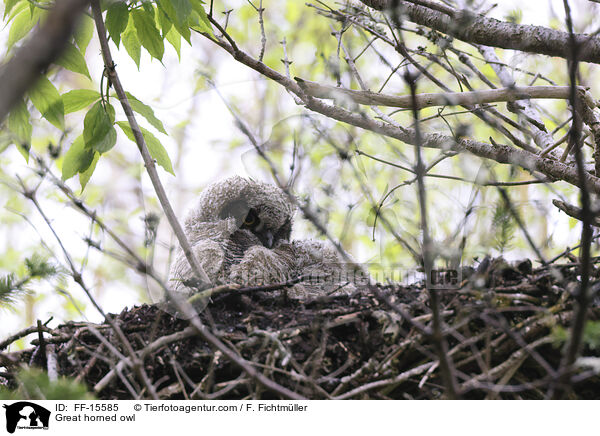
[168,176,354,298]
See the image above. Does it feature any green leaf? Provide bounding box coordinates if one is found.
[125,92,167,134]
[157,7,172,36]
[5,0,27,21]
[62,89,101,113]
[165,26,181,58]
[74,15,94,55]
[79,151,100,191]
[28,76,64,129]
[83,102,115,152]
[106,1,129,47]
[3,0,23,19]
[93,125,117,153]
[62,135,95,181]
[131,9,164,61]
[156,0,191,43]
[170,0,192,27]
[55,42,91,79]
[8,99,32,146]
[122,15,141,68]
[16,143,30,162]
[189,0,212,35]
[117,121,174,175]
[7,7,37,51]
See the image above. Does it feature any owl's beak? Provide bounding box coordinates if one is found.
[264,231,274,248]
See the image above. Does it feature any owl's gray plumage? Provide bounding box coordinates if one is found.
[168,176,354,298]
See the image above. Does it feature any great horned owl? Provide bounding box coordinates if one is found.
[168,176,355,298]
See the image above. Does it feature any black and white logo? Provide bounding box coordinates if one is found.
[2,402,50,433]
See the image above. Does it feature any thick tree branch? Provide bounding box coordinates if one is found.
[359,0,600,64]
[296,79,577,109]
[205,36,600,195]
[0,0,89,123]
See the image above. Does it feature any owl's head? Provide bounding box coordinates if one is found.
[187,176,295,248]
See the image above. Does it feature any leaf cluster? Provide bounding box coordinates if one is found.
[2,0,212,191]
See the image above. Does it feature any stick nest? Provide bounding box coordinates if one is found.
[2,257,599,399]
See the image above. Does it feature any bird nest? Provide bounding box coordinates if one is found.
[1,257,599,399]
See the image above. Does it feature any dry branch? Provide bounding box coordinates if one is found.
[553,199,600,227]
[3,258,599,399]
[358,0,600,65]
[202,37,600,195]
[296,79,577,109]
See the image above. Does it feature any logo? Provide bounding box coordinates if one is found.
[2,402,50,433]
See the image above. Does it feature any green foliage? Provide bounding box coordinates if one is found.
[7,5,42,51]
[105,0,129,47]
[165,26,181,58]
[100,0,213,67]
[170,0,192,26]
[27,76,64,129]
[156,0,191,43]
[122,13,142,68]
[74,15,95,55]
[0,255,57,309]
[3,0,22,19]
[492,201,515,254]
[187,0,212,34]
[553,321,600,351]
[125,92,167,134]
[62,134,96,182]
[62,89,101,114]
[83,101,116,153]
[79,151,100,191]
[132,8,164,61]
[7,99,32,159]
[25,253,58,278]
[505,8,523,24]
[0,273,30,307]
[0,368,94,400]
[116,121,174,175]
[55,42,91,79]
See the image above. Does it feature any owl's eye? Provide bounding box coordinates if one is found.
[242,209,260,229]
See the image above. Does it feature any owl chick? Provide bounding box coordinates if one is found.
[168,176,355,298]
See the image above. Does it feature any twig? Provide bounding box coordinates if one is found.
[247,0,266,62]
[552,199,600,227]
[405,70,459,399]
[333,361,435,399]
[0,325,53,351]
[18,179,159,399]
[90,0,210,287]
[552,0,594,399]
[200,35,600,195]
